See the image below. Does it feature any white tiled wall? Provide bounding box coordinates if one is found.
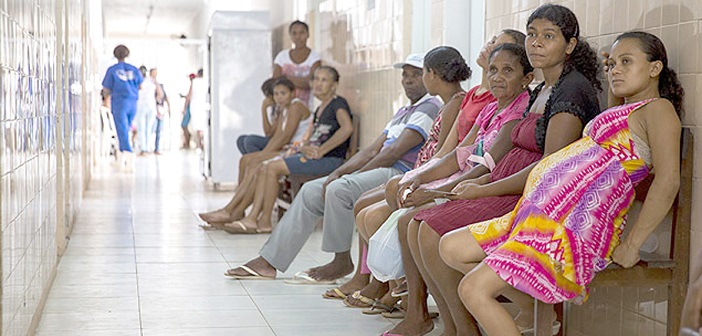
[307,0,412,147]
[1,0,98,335]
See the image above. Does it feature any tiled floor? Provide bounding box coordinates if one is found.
[35,151,443,336]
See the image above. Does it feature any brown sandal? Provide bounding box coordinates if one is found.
[342,290,375,308]
[322,287,350,300]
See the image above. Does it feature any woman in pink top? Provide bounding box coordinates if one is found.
[325,29,527,312]
[273,20,321,107]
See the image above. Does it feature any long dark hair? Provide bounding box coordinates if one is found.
[527,4,601,91]
[424,46,472,83]
[614,31,685,115]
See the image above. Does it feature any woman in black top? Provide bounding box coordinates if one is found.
[222,66,353,234]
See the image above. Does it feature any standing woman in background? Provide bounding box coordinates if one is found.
[180,73,195,149]
[273,20,321,108]
[184,69,207,151]
[101,45,143,172]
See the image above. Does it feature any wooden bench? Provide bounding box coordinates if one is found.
[534,128,693,336]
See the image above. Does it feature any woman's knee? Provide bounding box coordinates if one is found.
[439,232,464,271]
[240,153,252,166]
[458,273,483,309]
[417,221,438,245]
[353,198,369,217]
[355,207,369,237]
[386,176,401,196]
[365,205,390,236]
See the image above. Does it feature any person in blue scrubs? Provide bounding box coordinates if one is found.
[102,45,143,170]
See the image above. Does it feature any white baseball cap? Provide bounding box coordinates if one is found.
[393,54,424,69]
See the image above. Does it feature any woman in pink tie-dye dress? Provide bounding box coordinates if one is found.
[443,31,684,336]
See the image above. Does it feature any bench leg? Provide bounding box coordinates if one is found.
[534,299,553,336]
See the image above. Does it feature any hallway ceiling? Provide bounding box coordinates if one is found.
[102,0,204,37]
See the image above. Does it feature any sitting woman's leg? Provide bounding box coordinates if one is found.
[459,263,520,336]
[384,175,402,211]
[438,226,486,274]
[199,164,257,223]
[418,221,480,335]
[441,227,554,331]
[384,205,440,336]
[232,158,290,233]
[200,152,279,224]
[342,199,395,308]
[358,200,393,242]
[364,200,392,243]
[253,158,291,232]
[237,150,277,185]
[355,185,385,214]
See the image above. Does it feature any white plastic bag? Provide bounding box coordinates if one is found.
[367,208,408,282]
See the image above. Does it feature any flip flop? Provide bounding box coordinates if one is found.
[343,290,375,308]
[199,222,225,231]
[382,308,439,319]
[223,265,275,280]
[362,301,396,315]
[322,287,350,300]
[283,271,338,285]
[222,221,261,234]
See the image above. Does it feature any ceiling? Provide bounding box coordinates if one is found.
[102,0,205,38]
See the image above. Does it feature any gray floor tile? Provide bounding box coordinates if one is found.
[142,327,275,336]
[139,295,257,312]
[37,151,382,335]
[36,312,140,331]
[140,309,267,329]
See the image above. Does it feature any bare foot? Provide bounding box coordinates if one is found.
[392,278,408,297]
[307,252,354,281]
[323,273,370,299]
[344,280,389,307]
[199,209,242,224]
[384,316,434,336]
[224,257,277,278]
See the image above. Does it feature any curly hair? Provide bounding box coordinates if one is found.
[489,43,534,75]
[614,31,685,115]
[424,46,472,83]
[527,4,602,91]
